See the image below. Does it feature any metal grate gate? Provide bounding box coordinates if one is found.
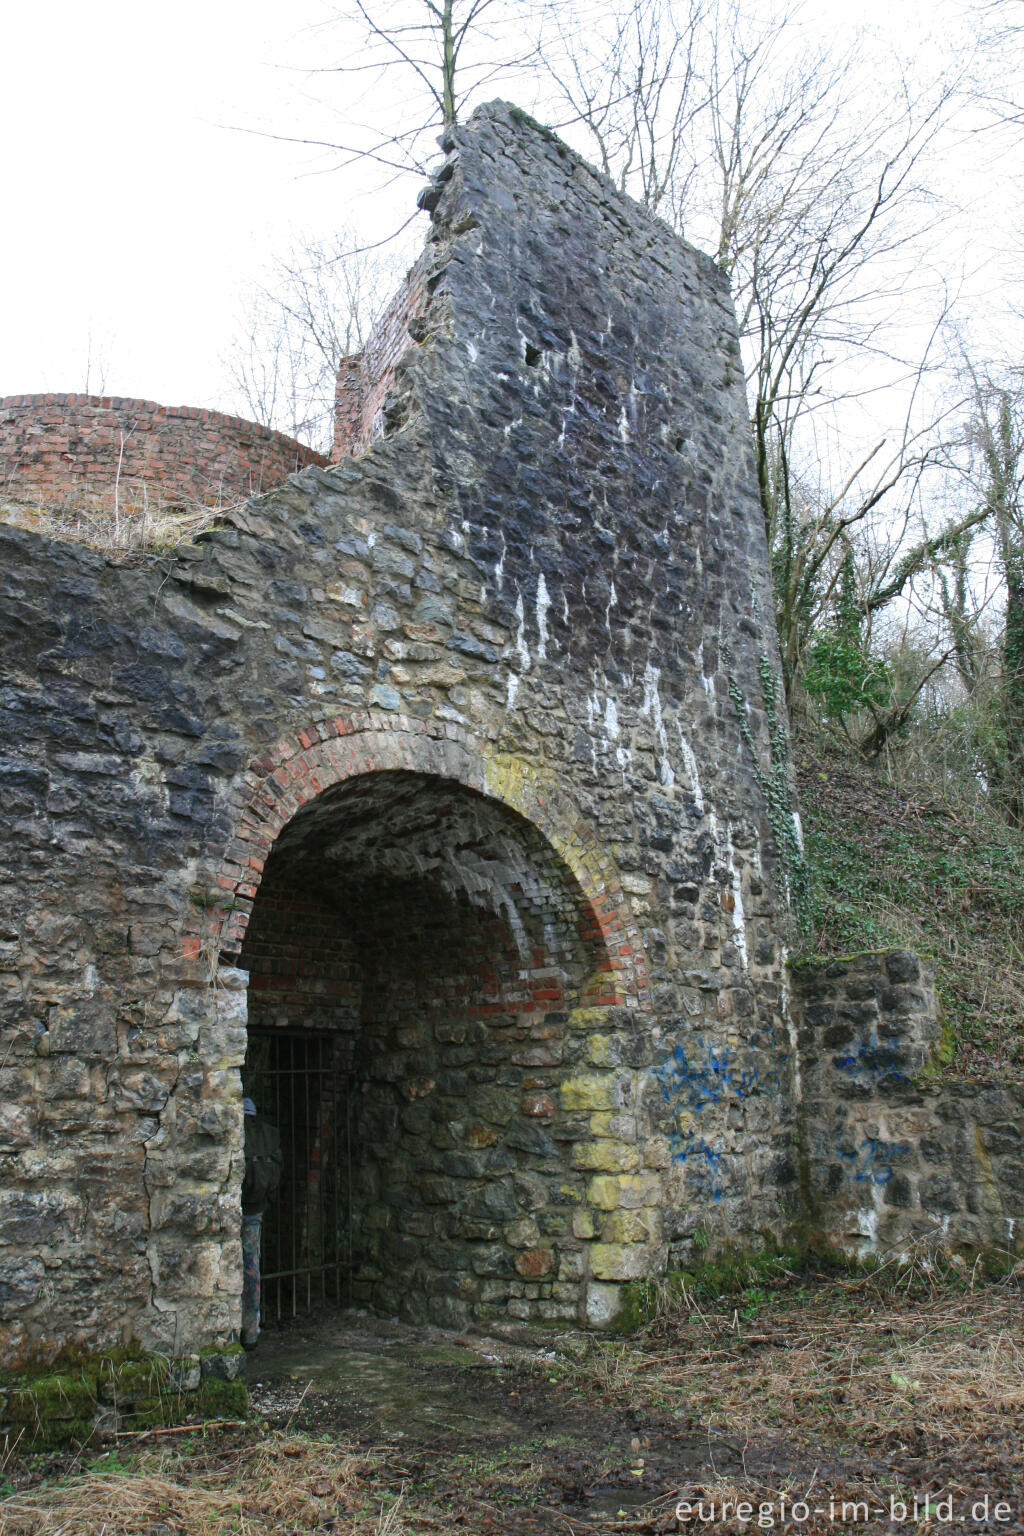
[243,1030,352,1322]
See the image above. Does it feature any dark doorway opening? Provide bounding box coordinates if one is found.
[237,770,615,1329]
[242,1029,352,1322]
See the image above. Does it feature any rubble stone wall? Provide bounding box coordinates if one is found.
[2,101,802,1368]
[792,952,1024,1260]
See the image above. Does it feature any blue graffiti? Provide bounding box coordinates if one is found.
[835,1136,910,1186]
[651,1041,760,1199]
[833,1037,910,1086]
[653,1041,759,1107]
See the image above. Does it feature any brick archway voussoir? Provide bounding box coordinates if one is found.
[193,714,648,1003]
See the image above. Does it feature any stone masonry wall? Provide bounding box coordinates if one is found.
[0,102,800,1367]
[792,951,1024,1260]
[0,394,326,513]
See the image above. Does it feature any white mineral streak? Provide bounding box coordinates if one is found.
[642,663,675,787]
[618,407,630,444]
[677,729,704,813]
[506,672,520,709]
[606,580,617,633]
[604,697,620,741]
[855,1205,880,1252]
[696,641,715,699]
[131,751,169,810]
[514,591,530,671]
[536,573,551,660]
[779,944,801,1100]
[792,810,805,853]
[724,827,749,968]
[494,530,506,590]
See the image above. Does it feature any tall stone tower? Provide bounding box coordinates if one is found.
[0,102,799,1368]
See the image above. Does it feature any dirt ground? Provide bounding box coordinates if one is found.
[3,1267,1023,1535]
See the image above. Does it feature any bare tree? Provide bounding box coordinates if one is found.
[283,0,557,181]
[225,233,401,451]
[542,0,708,219]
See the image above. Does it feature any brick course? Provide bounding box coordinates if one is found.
[0,394,326,512]
[333,253,430,458]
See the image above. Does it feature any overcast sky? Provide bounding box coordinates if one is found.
[1,0,1015,419]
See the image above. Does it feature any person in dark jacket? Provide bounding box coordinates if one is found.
[240,1096,283,1349]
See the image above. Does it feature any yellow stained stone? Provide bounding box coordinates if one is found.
[605,1208,660,1244]
[588,1173,661,1210]
[572,1210,597,1239]
[572,1141,641,1172]
[560,1073,616,1111]
[588,1242,651,1281]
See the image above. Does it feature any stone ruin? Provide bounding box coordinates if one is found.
[2,103,1022,1380]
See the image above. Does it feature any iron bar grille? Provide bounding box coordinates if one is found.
[243,1030,352,1322]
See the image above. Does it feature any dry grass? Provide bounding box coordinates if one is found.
[637,1273,1024,1434]
[0,1432,366,1536]
[0,495,223,556]
[5,1276,1023,1536]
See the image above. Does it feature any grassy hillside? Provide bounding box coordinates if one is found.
[795,736,1024,1079]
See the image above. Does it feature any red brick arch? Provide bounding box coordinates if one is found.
[192,712,648,1007]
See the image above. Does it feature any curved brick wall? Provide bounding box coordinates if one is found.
[0,394,327,511]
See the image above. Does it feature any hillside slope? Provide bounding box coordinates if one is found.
[795,737,1024,1079]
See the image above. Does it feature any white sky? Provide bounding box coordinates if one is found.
[0,0,1016,416]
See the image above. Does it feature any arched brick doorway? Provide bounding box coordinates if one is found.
[202,719,647,1329]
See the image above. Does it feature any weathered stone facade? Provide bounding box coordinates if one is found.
[791,952,1024,1259]
[2,103,1019,1375]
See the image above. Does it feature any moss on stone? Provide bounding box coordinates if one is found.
[3,1350,247,1448]
[9,1373,96,1423]
[99,1356,172,1398]
[603,1279,659,1334]
[193,1378,249,1419]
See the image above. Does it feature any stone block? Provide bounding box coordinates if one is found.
[0,1255,45,1316]
[589,1112,637,1142]
[514,1248,554,1278]
[604,1208,661,1244]
[560,1073,621,1112]
[585,1280,624,1328]
[588,1172,661,1210]
[504,1217,541,1247]
[200,1347,245,1381]
[0,1102,36,1149]
[0,1190,84,1246]
[588,1242,657,1281]
[573,1209,597,1239]
[149,1242,223,1301]
[572,1142,642,1173]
